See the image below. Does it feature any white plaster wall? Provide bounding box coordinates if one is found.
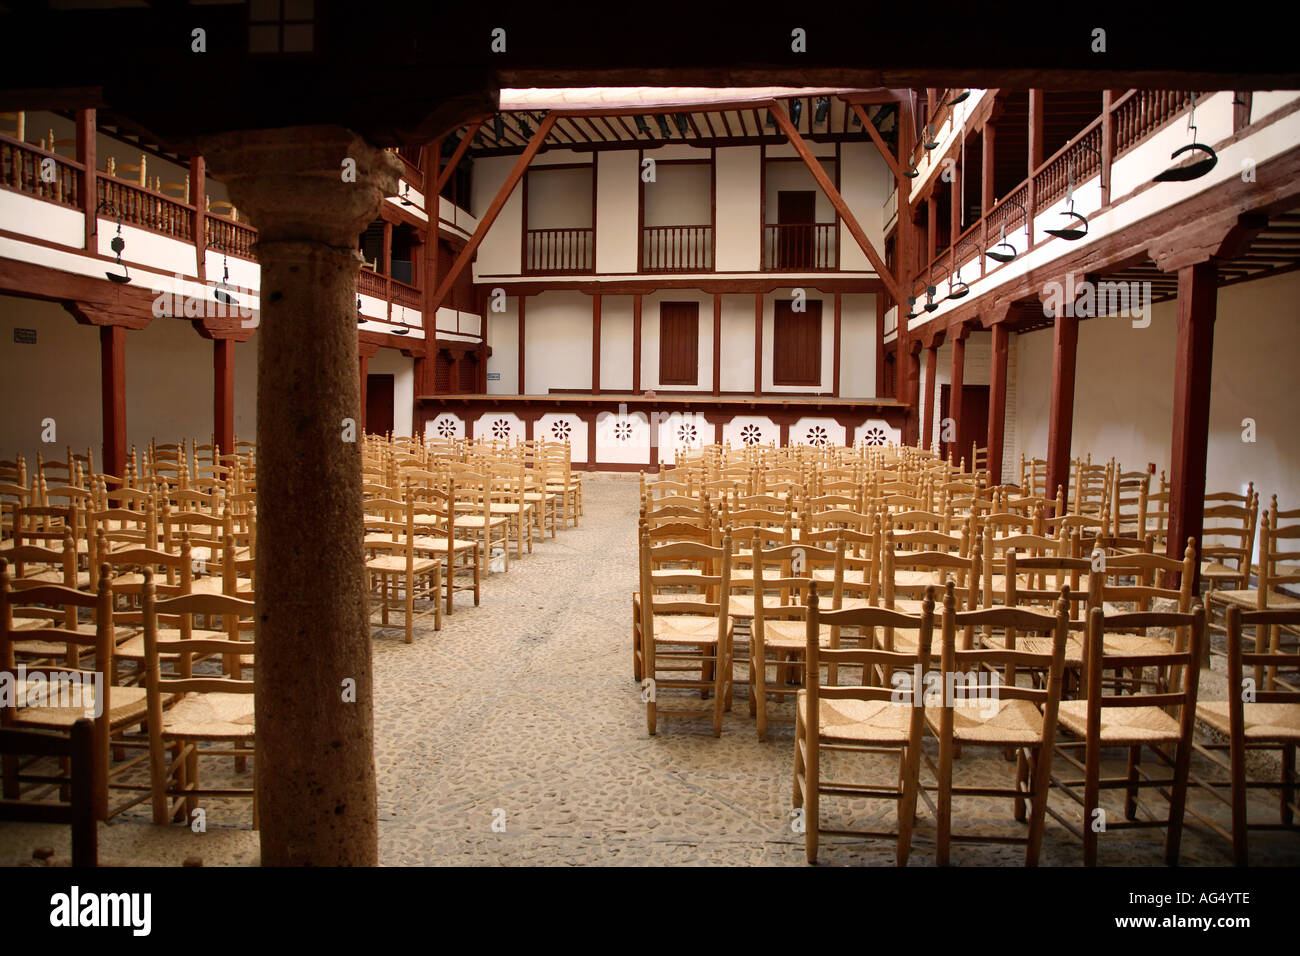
[643,162,711,226]
[1014,269,1300,516]
[526,166,592,229]
[523,291,593,394]
[595,409,651,465]
[471,155,523,276]
[368,348,414,438]
[599,295,634,392]
[473,411,524,444]
[714,147,760,272]
[596,151,639,274]
[722,416,778,449]
[426,412,465,441]
[839,140,890,273]
[656,411,717,465]
[718,294,756,392]
[536,412,587,464]
[764,158,837,223]
[839,292,877,398]
[486,298,519,394]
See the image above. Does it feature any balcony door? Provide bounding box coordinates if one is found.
[777,191,816,270]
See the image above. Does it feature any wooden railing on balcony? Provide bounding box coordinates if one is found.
[205,213,257,260]
[0,134,82,208]
[390,278,422,310]
[642,224,712,273]
[764,222,837,271]
[357,268,387,299]
[1112,90,1201,158]
[525,227,594,274]
[98,176,193,242]
[1033,121,1103,213]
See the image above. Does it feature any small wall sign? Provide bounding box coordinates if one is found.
[14,328,36,344]
[486,372,501,381]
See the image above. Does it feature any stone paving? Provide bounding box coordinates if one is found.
[3,477,1298,866]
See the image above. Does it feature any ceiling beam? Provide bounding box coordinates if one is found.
[768,101,906,307]
[431,118,483,197]
[848,101,905,181]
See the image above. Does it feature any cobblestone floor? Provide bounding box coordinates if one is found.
[3,477,1298,866]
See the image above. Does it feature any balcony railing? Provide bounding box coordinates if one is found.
[642,224,712,273]
[763,222,837,271]
[0,134,82,208]
[907,89,1203,308]
[391,277,422,310]
[98,175,193,242]
[357,268,387,298]
[525,227,594,274]
[205,212,257,260]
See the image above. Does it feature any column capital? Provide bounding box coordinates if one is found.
[198,126,403,248]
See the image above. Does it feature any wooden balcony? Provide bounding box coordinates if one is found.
[641,224,712,273]
[0,135,82,209]
[763,222,838,271]
[524,227,594,274]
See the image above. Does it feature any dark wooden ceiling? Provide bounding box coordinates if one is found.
[2,2,1298,156]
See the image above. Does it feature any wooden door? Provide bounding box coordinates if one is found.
[777,191,816,269]
[365,374,395,436]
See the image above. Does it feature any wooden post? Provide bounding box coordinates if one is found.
[712,293,722,396]
[903,342,921,445]
[381,220,393,320]
[981,122,995,215]
[190,154,206,283]
[432,119,484,197]
[99,325,126,481]
[1167,262,1217,597]
[1100,91,1115,207]
[754,291,763,395]
[948,330,966,462]
[927,197,937,265]
[591,293,601,394]
[874,292,885,398]
[517,295,526,395]
[359,354,369,432]
[987,322,1009,485]
[76,109,95,252]
[1045,311,1079,513]
[832,292,842,397]
[214,338,234,459]
[632,294,642,393]
[1028,89,1044,249]
[922,344,938,451]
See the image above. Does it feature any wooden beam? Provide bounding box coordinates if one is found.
[1045,312,1079,512]
[987,322,1008,484]
[712,293,721,396]
[1028,89,1043,249]
[948,331,965,462]
[1166,261,1217,602]
[517,295,526,395]
[214,338,234,459]
[359,354,369,432]
[754,291,763,396]
[632,294,642,393]
[75,109,95,253]
[430,112,555,315]
[832,292,842,397]
[848,102,904,181]
[981,122,995,215]
[432,121,485,197]
[922,344,938,451]
[768,102,907,307]
[591,293,601,394]
[190,154,206,283]
[100,325,126,481]
[1100,91,1114,207]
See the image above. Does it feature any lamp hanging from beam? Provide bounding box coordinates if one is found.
[1153,93,1218,183]
[814,97,830,125]
[208,240,238,307]
[985,199,1026,264]
[92,201,131,284]
[945,90,971,107]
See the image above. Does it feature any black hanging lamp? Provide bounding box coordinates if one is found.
[492,115,505,141]
[1043,158,1089,241]
[904,157,920,179]
[208,240,238,306]
[985,200,1026,264]
[1153,93,1218,183]
[923,267,941,312]
[789,99,803,127]
[814,97,830,125]
[400,182,415,206]
[948,241,978,299]
[393,304,410,334]
[634,115,650,135]
[357,296,366,324]
[656,115,671,138]
[94,201,131,283]
[923,121,939,150]
[674,113,689,136]
[765,110,776,129]
[905,296,921,320]
[518,117,532,138]
[945,90,971,107]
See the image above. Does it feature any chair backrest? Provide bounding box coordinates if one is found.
[141,573,255,698]
[750,539,844,629]
[1082,604,1203,723]
[1260,499,1300,602]
[1201,489,1258,574]
[0,720,97,866]
[1225,606,1300,698]
[1087,536,1197,613]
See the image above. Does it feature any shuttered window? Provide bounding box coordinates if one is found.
[772,300,822,386]
[658,302,699,386]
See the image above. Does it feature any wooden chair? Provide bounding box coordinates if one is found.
[1189,603,1300,864]
[1200,487,1259,594]
[452,469,511,574]
[0,720,97,866]
[1,565,148,821]
[1207,497,1299,616]
[794,588,936,865]
[362,493,442,643]
[1050,605,1205,865]
[140,573,257,827]
[408,479,480,614]
[923,582,1070,865]
[633,515,715,683]
[638,530,733,737]
[749,538,844,741]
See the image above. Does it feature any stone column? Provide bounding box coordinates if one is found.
[200,127,401,866]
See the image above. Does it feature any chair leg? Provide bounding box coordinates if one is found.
[1165,741,1193,865]
[1025,745,1055,866]
[1014,748,1029,823]
[898,742,922,867]
[1124,746,1141,820]
[937,728,954,865]
[1083,734,1101,867]
[1229,734,1249,866]
[1283,743,1296,826]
